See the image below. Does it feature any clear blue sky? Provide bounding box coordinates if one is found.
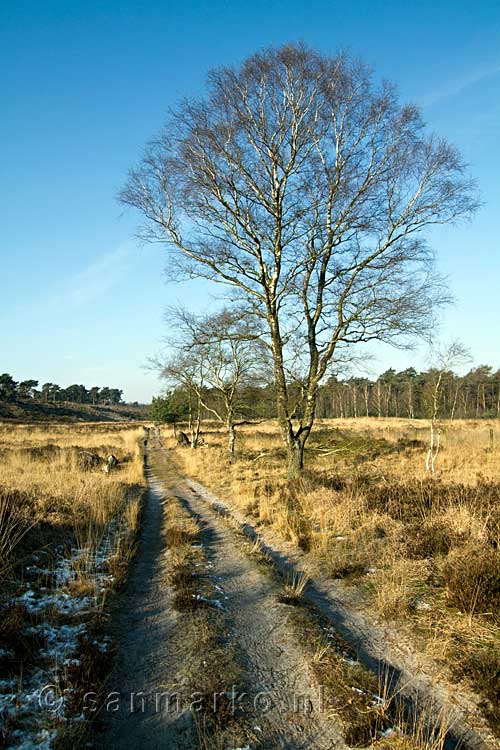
[1,0,499,402]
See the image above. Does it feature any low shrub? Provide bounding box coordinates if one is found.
[405,520,456,559]
[442,545,500,619]
[452,644,500,733]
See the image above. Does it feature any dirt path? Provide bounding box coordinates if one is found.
[97,433,345,750]
[174,482,346,749]
[95,437,196,749]
[94,432,498,750]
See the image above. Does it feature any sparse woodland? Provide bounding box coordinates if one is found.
[153,362,500,428]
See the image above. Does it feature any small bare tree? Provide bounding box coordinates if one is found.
[161,354,205,448]
[425,341,471,475]
[122,44,479,476]
[160,307,266,454]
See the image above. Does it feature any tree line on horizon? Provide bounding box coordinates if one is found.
[152,363,500,432]
[319,365,500,420]
[0,373,123,406]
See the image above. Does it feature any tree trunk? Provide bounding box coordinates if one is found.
[451,385,459,421]
[190,395,201,448]
[227,420,236,454]
[188,392,193,434]
[268,313,316,477]
[463,388,469,418]
[408,382,414,419]
[286,436,305,479]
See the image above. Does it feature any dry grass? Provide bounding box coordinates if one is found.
[0,422,146,575]
[280,569,310,604]
[167,417,500,739]
[290,608,392,747]
[0,488,34,579]
[0,420,147,748]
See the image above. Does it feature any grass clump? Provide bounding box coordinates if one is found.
[451,643,500,733]
[279,569,309,605]
[442,545,500,620]
[289,607,390,747]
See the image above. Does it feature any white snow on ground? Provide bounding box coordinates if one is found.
[0,524,121,749]
[17,589,94,615]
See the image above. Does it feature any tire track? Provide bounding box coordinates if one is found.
[98,432,344,749]
[95,436,196,749]
[182,476,493,750]
[173,480,346,750]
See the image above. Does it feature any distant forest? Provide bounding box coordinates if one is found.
[0,374,123,406]
[317,366,500,420]
[157,365,500,425]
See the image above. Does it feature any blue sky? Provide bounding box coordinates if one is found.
[1,0,499,402]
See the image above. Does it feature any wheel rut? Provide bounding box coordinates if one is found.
[94,445,196,749]
[174,481,346,750]
[97,432,492,750]
[96,432,345,749]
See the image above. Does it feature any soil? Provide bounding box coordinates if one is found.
[174,484,346,749]
[94,449,196,748]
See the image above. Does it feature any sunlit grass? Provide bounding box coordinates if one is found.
[168,416,500,736]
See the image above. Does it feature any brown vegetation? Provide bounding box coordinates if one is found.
[0,421,147,749]
[169,417,500,739]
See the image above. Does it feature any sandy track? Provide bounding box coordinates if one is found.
[184,479,495,750]
[96,432,345,749]
[175,483,346,749]
[95,452,196,749]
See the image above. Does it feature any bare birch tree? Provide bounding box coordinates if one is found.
[121,44,479,476]
[161,307,267,454]
[425,341,471,476]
